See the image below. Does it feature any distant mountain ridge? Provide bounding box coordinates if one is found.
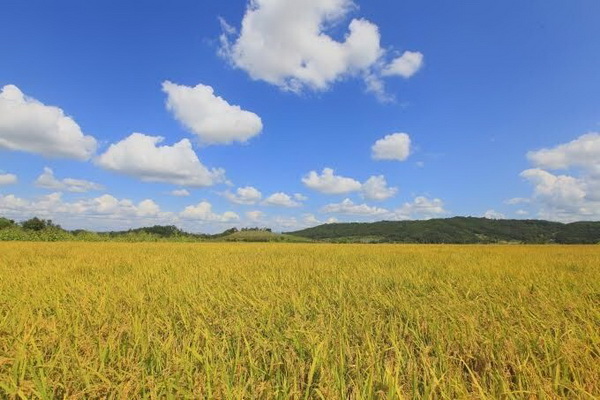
[286,217,600,244]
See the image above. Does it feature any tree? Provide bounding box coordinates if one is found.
[21,217,61,231]
[0,217,15,229]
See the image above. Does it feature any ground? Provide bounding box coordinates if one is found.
[0,243,598,398]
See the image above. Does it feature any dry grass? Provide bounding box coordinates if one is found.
[0,243,599,399]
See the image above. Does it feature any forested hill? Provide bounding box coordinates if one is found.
[286,217,600,244]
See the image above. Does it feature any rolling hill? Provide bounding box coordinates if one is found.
[286,217,600,244]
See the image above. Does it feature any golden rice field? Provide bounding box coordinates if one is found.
[0,243,599,399]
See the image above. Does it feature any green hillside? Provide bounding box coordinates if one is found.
[286,217,600,244]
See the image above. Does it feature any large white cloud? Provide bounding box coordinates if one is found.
[519,133,600,221]
[393,196,447,220]
[224,186,263,204]
[220,0,422,96]
[520,168,598,221]
[0,84,97,160]
[302,168,362,194]
[527,132,600,172]
[361,175,397,201]
[162,81,262,145]
[96,133,226,187]
[35,167,103,193]
[0,192,170,229]
[262,192,302,207]
[180,201,240,222]
[321,198,388,216]
[302,168,398,200]
[372,133,411,161]
[0,192,244,232]
[0,173,17,186]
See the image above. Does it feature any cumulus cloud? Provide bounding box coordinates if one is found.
[0,191,247,233]
[527,133,600,173]
[180,201,240,222]
[0,173,17,185]
[361,175,397,201]
[302,168,398,200]
[263,192,302,207]
[96,133,226,187]
[372,133,411,161]
[520,168,596,221]
[34,167,103,193]
[0,192,171,230]
[505,197,530,205]
[224,186,262,205]
[219,0,422,97]
[302,168,362,194]
[393,196,447,220]
[170,189,190,197]
[520,133,600,221]
[246,210,265,222]
[163,81,262,145]
[0,84,97,160]
[321,198,388,216]
[294,193,308,202]
[381,51,424,78]
[483,209,505,219]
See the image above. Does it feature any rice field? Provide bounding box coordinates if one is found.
[0,243,599,399]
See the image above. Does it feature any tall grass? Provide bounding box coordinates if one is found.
[0,243,598,398]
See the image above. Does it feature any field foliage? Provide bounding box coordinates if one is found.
[0,243,599,399]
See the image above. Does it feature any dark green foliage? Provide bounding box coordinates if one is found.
[21,217,61,231]
[287,217,600,244]
[554,222,600,244]
[0,217,15,229]
[108,225,190,238]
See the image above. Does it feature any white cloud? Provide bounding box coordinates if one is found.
[372,133,411,161]
[219,0,422,97]
[96,133,225,187]
[393,196,447,220]
[321,198,388,216]
[225,186,262,204]
[0,173,17,185]
[263,192,302,207]
[361,175,397,201]
[381,51,424,78]
[505,197,530,205]
[0,192,172,230]
[527,132,600,172]
[302,168,398,200]
[246,210,265,222]
[162,81,262,145]
[0,84,97,160]
[520,168,598,221]
[170,189,190,197]
[180,201,240,222]
[34,167,103,193]
[302,168,362,194]
[520,133,600,221]
[302,213,320,226]
[516,209,529,216]
[294,193,308,202]
[483,209,505,219]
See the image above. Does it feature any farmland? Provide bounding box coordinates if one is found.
[0,243,599,399]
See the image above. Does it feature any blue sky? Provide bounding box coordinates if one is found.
[1,0,599,232]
